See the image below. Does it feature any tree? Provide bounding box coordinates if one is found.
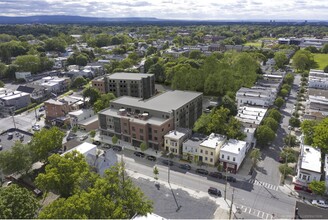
[322,43,328,54]
[255,125,275,147]
[44,37,67,52]
[112,135,118,145]
[89,130,96,138]
[153,166,159,180]
[304,46,319,53]
[0,185,40,219]
[274,51,288,69]
[148,63,165,83]
[274,97,285,109]
[284,134,298,147]
[263,117,279,131]
[289,117,301,128]
[279,88,289,97]
[292,50,314,72]
[301,120,318,145]
[250,148,261,167]
[29,127,65,162]
[140,142,148,151]
[146,46,157,56]
[221,95,237,116]
[189,50,202,59]
[313,118,328,153]
[38,164,153,219]
[280,147,297,163]
[0,62,8,78]
[309,181,326,196]
[279,164,293,179]
[71,76,87,89]
[284,73,294,85]
[0,141,33,175]
[35,151,96,198]
[83,87,101,105]
[76,54,88,66]
[0,80,4,88]
[267,109,282,122]
[93,93,116,113]
[226,117,246,140]
[14,55,40,74]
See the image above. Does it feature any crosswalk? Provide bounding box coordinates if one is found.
[235,204,273,219]
[248,179,279,191]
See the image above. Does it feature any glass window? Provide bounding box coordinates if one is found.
[205,150,208,155]
[227,156,230,160]
[205,157,208,161]
[200,150,203,153]
[211,152,213,156]
[222,154,224,159]
[140,128,143,133]
[210,158,213,162]
[233,157,235,162]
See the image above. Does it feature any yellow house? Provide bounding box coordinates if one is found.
[198,133,227,166]
[164,129,191,156]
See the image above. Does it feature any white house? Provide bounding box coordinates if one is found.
[235,106,268,128]
[68,109,95,127]
[236,87,275,108]
[219,139,247,174]
[293,144,322,191]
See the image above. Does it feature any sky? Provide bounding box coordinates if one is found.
[0,0,327,20]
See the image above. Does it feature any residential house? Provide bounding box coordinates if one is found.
[219,139,247,174]
[236,87,276,108]
[198,133,227,166]
[16,84,48,102]
[235,106,268,129]
[293,144,322,191]
[98,90,203,150]
[164,128,191,156]
[308,69,328,90]
[0,91,31,116]
[304,88,328,120]
[182,133,207,162]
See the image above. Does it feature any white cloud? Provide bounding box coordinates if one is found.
[0,0,327,20]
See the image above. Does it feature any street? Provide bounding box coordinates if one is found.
[255,74,301,186]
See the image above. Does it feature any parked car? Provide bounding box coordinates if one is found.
[112,145,122,152]
[226,176,237,182]
[179,164,191,170]
[208,187,221,196]
[0,145,2,151]
[209,172,223,179]
[92,141,101,146]
[146,155,157,161]
[196,168,209,175]
[79,135,88,141]
[39,106,45,112]
[312,200,328,209]
[7,132,13,139]
[162,160,174,166]
[134,151,145,158]
[32,124,40,131]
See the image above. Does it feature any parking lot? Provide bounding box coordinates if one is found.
[0,129,33,151]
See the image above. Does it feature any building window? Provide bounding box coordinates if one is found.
[132,134,136,138]
[200,150,203,153]
[154,137,158,141]
[210,158,213,162]
[205,157,208,161]
[140,128,143,133]
[222,154,224,159]
[132,127,135,131]
[140,135,144,140]
[210,152,213,156]
[154,130,157,133]
[205,150,208,155]
[166,140,168,144]
[227,156,230,160]
[233,157,235,162]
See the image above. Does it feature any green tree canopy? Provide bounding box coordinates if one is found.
[36,151,96,198]
[140,142,148,151]
[112,135,118,145]
[38,164,153,219]
[83,87,101,105]
[76,54,88,66]
[0,141,32,175]
[309,181,326,196]
[301,120,318,145]
[267,108,282,122]
[0,80,4,87]
[44,37,67,52]
[280,147,297,163]
[284,134,298,147]
[292,50,314,72]
[263,117,279,131]
[14,55,40,74]
[313,118,328,153]
[274,97,285,109]
[93,93,116,113]
[250,148,261,167]
[71,76,87,89]
[0,185,40,219]
[284,73,294,85]
[29,126,65,162]
[289,117,301,128]
[255,125,275,147]
[279,164,293,179]
[322,43,328,54]
[274,51,288,69]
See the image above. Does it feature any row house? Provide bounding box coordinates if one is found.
[98,90,203,150]
[236,87,276,108]
[219,139,247,174]
[164,128,191,156]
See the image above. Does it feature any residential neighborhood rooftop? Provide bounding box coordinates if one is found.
[108,72,154,80]
[300,145,321,173]
[200,133,226,149]
[220,139,247,155]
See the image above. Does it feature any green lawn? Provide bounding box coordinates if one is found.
[313,53,328,70]
[244,41,262,47]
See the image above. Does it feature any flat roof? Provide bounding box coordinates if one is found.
[111,90,202,113]
[63,142,97,156]
[200,133,226,149]
[79,115,98,126]
[301,145,321,173]
[220,139,247,155]
[45,99,64,105]
[308,88,328,99]
[183,133,207,148]
[0,91,29,100]
[108,72,154,80]
[165,129,189,140]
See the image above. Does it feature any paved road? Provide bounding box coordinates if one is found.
[120,152,297,219]
[255,74,301,186]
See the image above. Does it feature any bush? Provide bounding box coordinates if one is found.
[274,97,285,109]
[89,130,96,138]
[15,103,37,114]
[289,117,301,128]
[301,72,309,77]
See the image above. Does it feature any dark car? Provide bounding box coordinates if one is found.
[209,172,223,179]
[162,160,174,166]
[146,155,157,161]
[92,141,101,146]
[196,168,209,175]
[226,176,237,182]
[179,164,191,170]
[134,151,145,158]
[112,145,122,152]
[208,187,221,196]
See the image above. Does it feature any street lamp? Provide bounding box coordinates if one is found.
[224,167,228,200]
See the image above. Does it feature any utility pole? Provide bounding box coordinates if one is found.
[34,107,38,122]
[12,113,17,130]
[283,153,288,184]
[168,165,170,183]
[224,167,228,200]
[229,188,235,220]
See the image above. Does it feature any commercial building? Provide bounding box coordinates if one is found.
[304,88,328,120]
[308,69,328,90]
[219,139,247,174]
[164,128,191,156]
[198,133,227,166]
[92,72,155,99]
[98,90,202,150]
[0,91,31,116]
[293,144,322,191]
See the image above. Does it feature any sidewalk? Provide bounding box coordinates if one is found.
[95,134,251,182]
[126,169,235,219]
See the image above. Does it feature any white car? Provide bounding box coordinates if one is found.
[312,200,328,208]
[32,124,41,131]
[79,135,88,141]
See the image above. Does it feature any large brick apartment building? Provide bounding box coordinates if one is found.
[92,72,155,99]
[98,90,203,150]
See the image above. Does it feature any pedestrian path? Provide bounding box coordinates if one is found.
[235,204,273,219]
[248,179,279,191]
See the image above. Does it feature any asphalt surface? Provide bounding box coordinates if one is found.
[255,74,301,186]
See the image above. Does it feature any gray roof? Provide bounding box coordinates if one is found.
[111,90,202,113]
[108,72,154,80]
[183,133,207,147]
